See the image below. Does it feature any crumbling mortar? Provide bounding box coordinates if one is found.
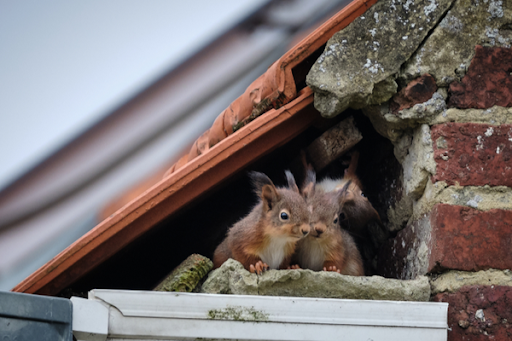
[413,180,512,221]
[429,268,512,295]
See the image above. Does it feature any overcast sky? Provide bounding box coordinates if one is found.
[0,0,268,190]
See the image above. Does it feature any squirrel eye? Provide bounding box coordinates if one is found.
[280,211,289,221]
[360,192,366,197]
[340,212,346,220]
[333,217,339,224]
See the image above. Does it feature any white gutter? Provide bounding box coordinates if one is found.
[71,290,448,341]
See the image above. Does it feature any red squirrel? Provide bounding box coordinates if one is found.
[213,171,311,274]
[294,170,364,275]
[315,151,382,234]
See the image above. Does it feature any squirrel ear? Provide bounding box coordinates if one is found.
[301,168,316,199]
[261,184,279,210]
[249,171,280,209]
[337,180,355,205]
[284,170,300,193]
[249,171,273,192]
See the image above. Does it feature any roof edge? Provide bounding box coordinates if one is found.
[13,88,316,295]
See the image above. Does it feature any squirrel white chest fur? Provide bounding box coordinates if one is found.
[297,239,325,271]
[258,236,293,269]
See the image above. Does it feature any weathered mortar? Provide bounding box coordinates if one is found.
[431,269,512,295]
[414,180,512,221]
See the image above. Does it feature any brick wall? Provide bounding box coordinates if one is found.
[377,46,512,340]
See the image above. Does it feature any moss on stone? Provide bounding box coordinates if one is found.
[154,254,213,292]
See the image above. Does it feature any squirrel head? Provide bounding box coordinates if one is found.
[336,180,382,230]
[249,171,311,240]
[307,179,352,240]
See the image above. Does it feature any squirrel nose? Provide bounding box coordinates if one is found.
[302,229,309,236]
[316,229,323,236]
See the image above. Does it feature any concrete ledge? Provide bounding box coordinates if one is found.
[201,259,431,302]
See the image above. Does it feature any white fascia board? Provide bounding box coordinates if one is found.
[70,296,109,341]
[71,290,448,341]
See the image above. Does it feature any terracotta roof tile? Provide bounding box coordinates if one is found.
[164,0,377,177]
[13,0,378,295]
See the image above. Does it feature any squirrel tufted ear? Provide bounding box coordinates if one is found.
[284,170,300,193]
[336,180,355,205]
[301,167,316,199]
[261,184,279,210]
[249,171,273,191]
[249,171,279,209]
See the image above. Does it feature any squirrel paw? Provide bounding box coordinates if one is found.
[323,265,341,274]
[250,261,269,275]
[287,264,302,270]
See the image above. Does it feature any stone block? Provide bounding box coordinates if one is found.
[307,0,453,117]
[201,259,431,301]
[401,0,512,87]
[432,122,512,187]
[379,204,512,279]
[433,286,512,340]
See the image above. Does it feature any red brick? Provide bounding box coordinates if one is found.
[433,286,512,341]
[391,73,437,112]
[432,122,512,186]
[432,205,512,272]
[378,204,512,279]
[448,46,512,109]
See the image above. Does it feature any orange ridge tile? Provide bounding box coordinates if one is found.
[164,0,378,177]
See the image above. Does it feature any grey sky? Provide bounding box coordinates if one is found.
[0,0,267,190]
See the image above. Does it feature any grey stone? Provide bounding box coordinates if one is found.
[306,0,454,118]
[401,0,512,86]
[201,259,258,295]
[362,89,448,143]
[402,124,436,200]
[201,259,431,301]
[396,91,447,121]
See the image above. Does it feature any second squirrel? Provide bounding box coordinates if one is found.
[316,151,382,234]
[293,170,364,275]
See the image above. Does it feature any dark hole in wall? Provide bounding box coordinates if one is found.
[62,111,401,295]
[291,44,326,93]
[312,113,402,276]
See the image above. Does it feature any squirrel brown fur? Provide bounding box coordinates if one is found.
[293,171,364,275]
[315,151,382,234]
[213,171,311,274]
